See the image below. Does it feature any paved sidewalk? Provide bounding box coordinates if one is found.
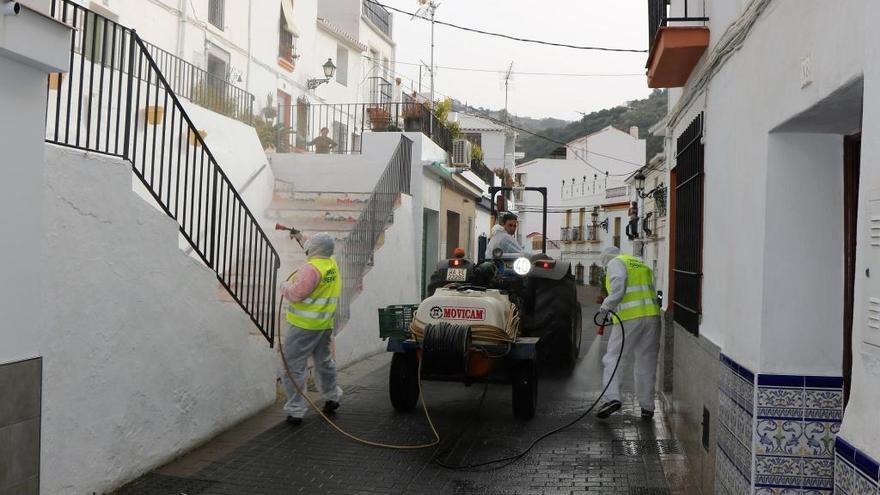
[116,286,694,495]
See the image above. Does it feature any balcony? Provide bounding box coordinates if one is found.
[646,0,709,88]
[274,101,453,155]
[144,42,255,125]
[363,0,393,38]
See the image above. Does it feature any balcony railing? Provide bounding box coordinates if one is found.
[143,41,255,125]
[274,101,453,155]
[561,226,586,242]
[363,0,393,38]
[648,0,709,48]
[470,159,495,185]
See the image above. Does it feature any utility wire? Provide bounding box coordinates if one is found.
[389,58,644,77]
[365,0,647,53]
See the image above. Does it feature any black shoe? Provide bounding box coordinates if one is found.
[286,416,303,426]
[641,408,655,419]
[322,400,340,415]
[596,400,622,419]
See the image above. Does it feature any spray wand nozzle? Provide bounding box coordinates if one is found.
[275,223,304,249]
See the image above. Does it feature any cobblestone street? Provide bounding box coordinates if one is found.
[118,289,692,494]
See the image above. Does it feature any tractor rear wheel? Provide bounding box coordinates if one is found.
[527,274,580,370]
[511,360,538,420]
[389,352,420,411]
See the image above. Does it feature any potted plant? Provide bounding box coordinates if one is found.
[402,102,423,132]
[367,106,391,131]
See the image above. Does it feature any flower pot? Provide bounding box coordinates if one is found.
[145,106,165,125]
[367,107,391,132]
[48,73,64,90]
[188,129,208,146]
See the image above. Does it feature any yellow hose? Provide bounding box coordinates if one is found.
[278,271,440,450]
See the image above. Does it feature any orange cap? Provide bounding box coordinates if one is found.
[453,247,466,258]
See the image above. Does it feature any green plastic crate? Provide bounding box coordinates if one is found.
[378,304,419,340]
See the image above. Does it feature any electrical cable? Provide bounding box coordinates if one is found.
[364,0,647,53]
[432,310,625,471]
[384,58,644,78]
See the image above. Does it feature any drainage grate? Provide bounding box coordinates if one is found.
[115,473,217,494]
[612,439,683,456]
[629,488,671,495]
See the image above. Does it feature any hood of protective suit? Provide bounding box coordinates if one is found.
[599,246,621,268]
[491,224,506,237]
[305,232,335,257]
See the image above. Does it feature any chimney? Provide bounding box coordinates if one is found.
[629,126,639,138]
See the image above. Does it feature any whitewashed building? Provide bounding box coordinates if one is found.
[515,126,645,263]
[648,0,880,493]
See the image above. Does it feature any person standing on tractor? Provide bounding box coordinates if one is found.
[279,233,343,425]
[595,246,662,420]
[485,211,530,258]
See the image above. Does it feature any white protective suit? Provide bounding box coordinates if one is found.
[599,247,661,412]
[485,224,530,259]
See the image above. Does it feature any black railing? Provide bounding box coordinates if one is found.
[647,0,709,49]
[275,101,454,155]
[368,76,393,105]
[335,136,412,327]
[470,159,495,185]
[363,0,393,38]
[673,112,704,335]
[144,41,254,125]
[46,0,279,345]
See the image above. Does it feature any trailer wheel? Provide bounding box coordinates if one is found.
[511,361,538,420]
[389,352,420,411]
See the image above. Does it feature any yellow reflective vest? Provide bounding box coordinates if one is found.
[604,254,660,322]
[287,257,342,331]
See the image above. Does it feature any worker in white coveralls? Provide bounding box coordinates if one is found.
[279,233,343,425]
[485,212,530,258]
[595,246,662,420]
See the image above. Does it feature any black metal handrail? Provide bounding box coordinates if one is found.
[362,0,392,38]
[46,0,279,345]
[647,0,709,49]
[275,101,454,155]
[144,41,255,125]
[335,136,412,327]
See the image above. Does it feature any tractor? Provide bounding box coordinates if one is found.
[380,187,582,419]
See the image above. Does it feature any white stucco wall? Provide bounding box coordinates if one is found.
[270,132,406,192]
[41,146,276,494]
[673,0,865,368]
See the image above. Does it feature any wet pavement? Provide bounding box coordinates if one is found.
[117,287,693,494]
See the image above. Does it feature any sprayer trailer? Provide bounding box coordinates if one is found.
[380,187,582,420]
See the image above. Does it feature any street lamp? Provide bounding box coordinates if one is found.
[634,170,647,198]
[307,58,337,90]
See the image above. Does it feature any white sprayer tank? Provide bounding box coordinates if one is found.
[415,288,511,330]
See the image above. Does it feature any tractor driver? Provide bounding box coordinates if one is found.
[485,211,530,259]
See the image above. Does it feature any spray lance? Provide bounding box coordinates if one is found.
[275,223,305,250]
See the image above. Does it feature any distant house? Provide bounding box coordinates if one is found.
[514,126,645,265]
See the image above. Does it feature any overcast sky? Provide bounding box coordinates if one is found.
[386,0,652,121]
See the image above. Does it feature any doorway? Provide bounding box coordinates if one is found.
[843,133,860,407]
[446,211,461,259]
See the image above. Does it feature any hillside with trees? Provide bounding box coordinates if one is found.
[515,89,668,163]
